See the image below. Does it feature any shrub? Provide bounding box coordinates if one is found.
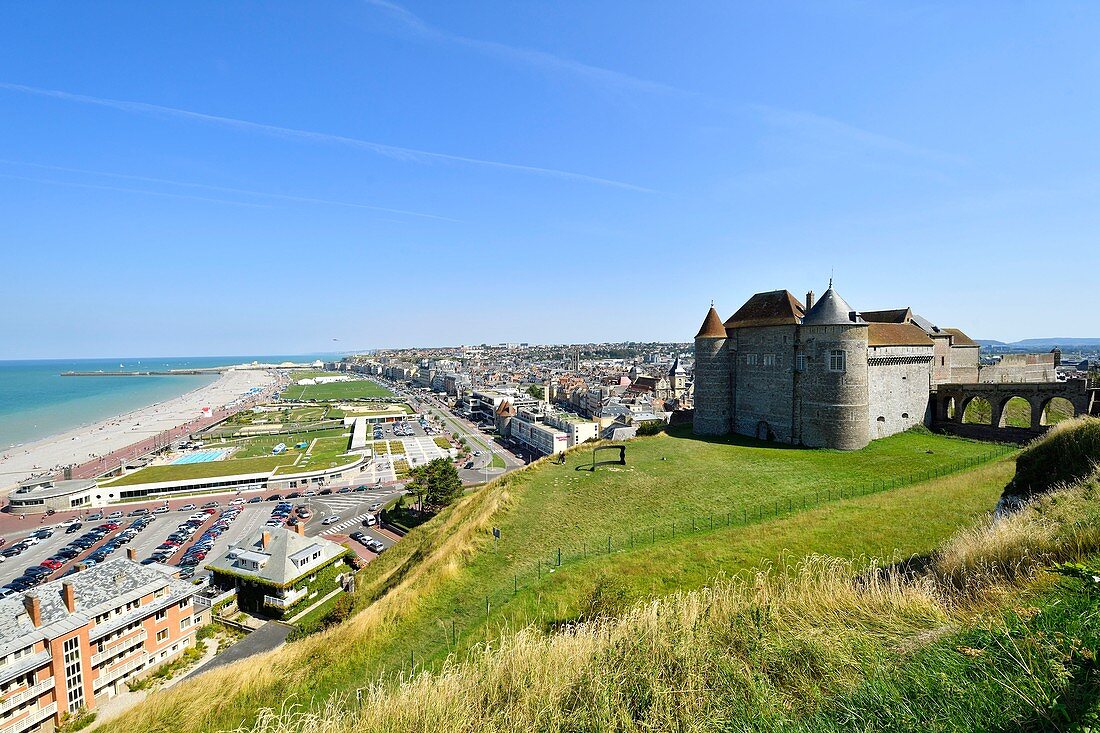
[1008,416,1100,498]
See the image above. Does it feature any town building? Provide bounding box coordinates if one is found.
[0,559,204,733]
[693,283,982,450]
[6,478,96,516]
[205,525,349,619]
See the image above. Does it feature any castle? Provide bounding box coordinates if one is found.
[693,283,980,450]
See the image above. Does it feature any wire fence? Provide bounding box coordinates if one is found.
[377,443,1017,676]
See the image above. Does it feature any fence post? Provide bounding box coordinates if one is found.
[486,596,490,619]
[672,521,676,537]
[692,518,696,532]
[557,548,561,566]
[514,575,518,595]
[451,619,456,646]
[607,535,611,554]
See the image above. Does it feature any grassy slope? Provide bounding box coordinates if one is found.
[110,429,1012,733]
[235,474,1100,733]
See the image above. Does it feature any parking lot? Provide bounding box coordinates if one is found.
[0,484,407,592]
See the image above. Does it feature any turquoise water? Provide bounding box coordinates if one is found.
[0,355,334,449]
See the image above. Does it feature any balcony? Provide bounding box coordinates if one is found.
[0,678,55,716]
[263,586,307,610]
[0,701,58,733]
[91,629,148,667]
[94,653,148,688]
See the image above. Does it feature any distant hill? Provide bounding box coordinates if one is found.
[977,337,1100,349]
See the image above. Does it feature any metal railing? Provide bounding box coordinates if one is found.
[90,629,148,667]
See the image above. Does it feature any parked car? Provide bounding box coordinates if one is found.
[179,504,197,511]
[66,523,82,534]
[322,515,341,525]
[107,511,124,519]
[247,497,263,503]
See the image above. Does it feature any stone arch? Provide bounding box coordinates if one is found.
[755,420,775,442]
[942,395,958,421]
[961,396,993,425]
[1040,396,1076,426]
[997,396,1032,428]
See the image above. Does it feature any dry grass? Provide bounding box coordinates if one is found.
[226,470,1100,733]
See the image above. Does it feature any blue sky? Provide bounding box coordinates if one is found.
[1,2,1098,358]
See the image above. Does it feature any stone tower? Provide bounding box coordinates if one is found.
[797,285,870,450]
[692,305,732,435]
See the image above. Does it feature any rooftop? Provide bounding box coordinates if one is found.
[725,290,805,329]
[206,526,345,587]
[868,322,934,347]
[0,559,194,656]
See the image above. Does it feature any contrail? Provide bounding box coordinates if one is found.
[0,172,271,208]
[0,81,654,193]
[0,158,463,222]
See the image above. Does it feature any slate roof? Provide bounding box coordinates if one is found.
[0,559,193,657]
[860,308,913,324]
[695,306,727,338]
[868,322,934,347]
[801,287,866,327]
[206,526,344,588]
[943,328,979,347]
[725,290,805,329]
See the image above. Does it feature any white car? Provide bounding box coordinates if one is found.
[322,515,341,525]
[107,511,124,519]
[229,498,246,506]
[188,513,207,522]
[179,504,197,511]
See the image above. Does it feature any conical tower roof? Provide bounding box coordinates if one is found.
[695,306,727,338]
[669,354,687,374]
[801,285,866,327]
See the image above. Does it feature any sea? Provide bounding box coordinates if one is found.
[0,355,335,449]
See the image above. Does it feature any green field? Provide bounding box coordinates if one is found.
[109,425,1022,733]
[101,455,295,486]
[280,379,394,401]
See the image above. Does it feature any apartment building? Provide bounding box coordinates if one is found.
[0,559,204,733]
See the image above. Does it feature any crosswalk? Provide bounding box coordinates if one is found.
[313,492,391,535]
[320,512,373,535]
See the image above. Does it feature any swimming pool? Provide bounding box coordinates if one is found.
[172,449,229,464]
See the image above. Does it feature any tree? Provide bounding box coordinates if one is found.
[408,457,463,511]
[526,384,545,400]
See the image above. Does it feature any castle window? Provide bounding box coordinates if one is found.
[828,350,846,372]
[745,354,759,366]
[763,354,776,367]
[795,353,805,371]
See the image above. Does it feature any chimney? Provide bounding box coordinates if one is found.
[126,548,137,561]
[294,522,305,536]
[261,530,271,549]
[806,290,815,311]
[23,594,41,628]
[61,582,77,613]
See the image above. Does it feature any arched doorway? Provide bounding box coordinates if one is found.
[998,396,1031,428]
[755,421,775,442]
[943,396,957,421]
[962,396,993,425]
[1041,397,1075,426]
[875,415,886,438]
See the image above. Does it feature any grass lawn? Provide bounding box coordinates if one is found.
[105,427,1016,733]
[225,428,346,458]
[433,436,452,450]
[280,379,394,401]
[101,455,294,486]
[489,453,505,469]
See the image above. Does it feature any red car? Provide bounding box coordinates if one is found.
[41,559,63,570]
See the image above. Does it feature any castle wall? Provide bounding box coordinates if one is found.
[930,335,952,384]
[867,345,933,439]
[978,352,1056,383]
[692,336,731,435]
[797,324,870,450]
[949,345,980,382]
[731,325,797,443]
